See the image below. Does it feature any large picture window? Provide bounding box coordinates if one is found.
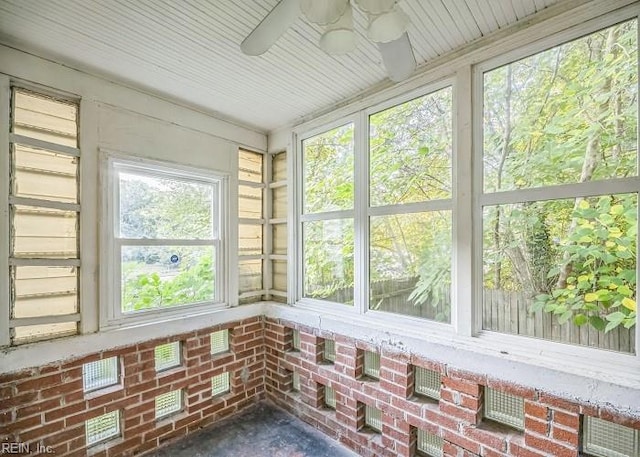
[301,123,355,304]
[369,87,452,321]
[103,157,225,326]
[299,85,453,319]
[480,19,638,352]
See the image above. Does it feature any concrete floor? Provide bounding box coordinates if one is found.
[147,402,358,457]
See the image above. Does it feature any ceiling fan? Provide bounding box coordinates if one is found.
[240,0,417,82]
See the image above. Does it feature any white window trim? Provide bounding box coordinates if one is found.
[238,147,268,301]
[291,7,640,374]
[100,150,229,330]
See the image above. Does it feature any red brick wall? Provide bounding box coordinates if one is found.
[2,315,638,457]
[264,318,640,457]
[0,317,264,457]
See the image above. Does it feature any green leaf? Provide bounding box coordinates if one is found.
[573,314,588,326]
[589,316,606,331]
[584,292,598,302]
[558,310,572,324]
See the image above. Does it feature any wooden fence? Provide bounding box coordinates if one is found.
[323,277,635,353]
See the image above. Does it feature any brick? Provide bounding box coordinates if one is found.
[440,401,480,424]
[525,432,577,457]
[537,393,579,413]
[442,377,481,397]
[16,398,61,419]
[524,401,548,420]
[551,425,579,447]
[525,416,548,436]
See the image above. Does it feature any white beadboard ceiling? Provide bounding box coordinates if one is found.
[0,0,561,133]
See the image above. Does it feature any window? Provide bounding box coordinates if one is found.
[155,342,181,372]
[364,405,382,432]
[86,411,120,446]
[583,416,639,457]
[480,19,638,352]
[102,156,226,326]
[238,149,265,304]
[269,150,288,303]
[83,357,119,393]
[298,87,452,320]
[414,366,441,400]
[7,87,80,345]
[417,429,443,457]
[211,329,230,354]
[369,88,452,321]
[363,350,380,379]
[301,123,355,304]
[211,372,230,397]
[483,388,524,430]
[155,390,182,419]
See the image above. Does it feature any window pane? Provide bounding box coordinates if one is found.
[272,260,287,292]
[272,223,287,255]
[239,223,262,255]
[239,259,262,294]
[370,87,452,206]
[370,211,451,322]
[12,266,77,318]
[121,245,215,312]
[483,20,638,192]
[483,194,636,353]
[238,149,263,183]
[12,144,78,203]
[272,186,287,219]
[119,172,214,240]
[13,322,77,344]
[303,124,354,214]
[303,219,354,304]
[12,89,78,148]
[239,184,262,219]
[12,205,77,258]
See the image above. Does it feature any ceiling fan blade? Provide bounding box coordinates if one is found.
[377,32,416,82]
[241,0,301,56]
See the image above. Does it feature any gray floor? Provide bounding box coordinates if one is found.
[147,402,358,457]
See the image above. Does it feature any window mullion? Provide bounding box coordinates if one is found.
[0,75,10,347]
[355,111,368,315]
[454,65,474,337]
[116,238,216,246]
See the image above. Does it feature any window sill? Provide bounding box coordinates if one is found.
[1,302,265,373]
[266,302,640,415]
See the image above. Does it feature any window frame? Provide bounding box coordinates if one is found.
[238,148,267,303]
[292,8,640,368]
[2,82,82,346]
[100,152,228,329]
[471,11,640,355]
[295,81,455,326]
[296,113,360,313]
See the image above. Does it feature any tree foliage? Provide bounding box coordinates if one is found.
[483,20,638,333]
